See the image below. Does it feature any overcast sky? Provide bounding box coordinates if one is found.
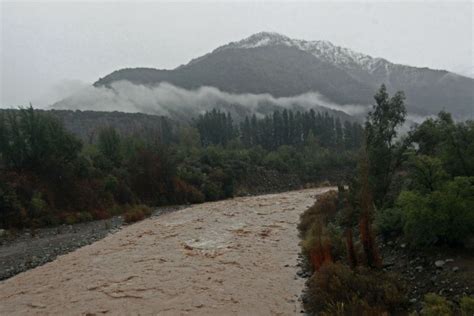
[1,1,473,108]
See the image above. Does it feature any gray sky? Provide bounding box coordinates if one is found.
[1,1,473,108]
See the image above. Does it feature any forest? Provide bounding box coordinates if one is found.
[0,106,362,228]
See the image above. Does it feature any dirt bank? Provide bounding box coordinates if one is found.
[0,188,331,315]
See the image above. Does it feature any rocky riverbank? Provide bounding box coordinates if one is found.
[379,237,473,311]
[0,206,186,281]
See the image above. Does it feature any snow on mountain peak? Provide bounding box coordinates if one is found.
[216,32,389,72]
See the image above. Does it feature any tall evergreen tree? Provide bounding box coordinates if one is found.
[365,84,407,207]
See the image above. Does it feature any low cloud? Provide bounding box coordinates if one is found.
[52,81,368,121]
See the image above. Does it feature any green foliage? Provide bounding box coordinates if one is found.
[29,192,47,219]
[103,175,119,193]
[365,84,408,207]
[366,97,474,247]
[418,294,474,316]
[420,293,453,316]
[196,109,236,146]
[237,109,363,151]
[77,212,94,222]
[178,126,201,149]
[0,107,362,229]
[460,296,474,316]
[374,207,404,237]
[97,127,122,166]
[411,112,474,177]
[0,107,82,172]
[397,177,474,246]
[408,155,448,193]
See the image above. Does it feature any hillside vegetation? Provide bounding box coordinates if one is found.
[298,85,474,315]
[0,106,361,228]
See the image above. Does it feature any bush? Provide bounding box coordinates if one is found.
[305,262,407,315]
[298,190,338,238]
[374,207,404,238]
[91,209,111,220]
[77,212,93,222]
[398,177,474,246]
[298,190,341,272]
[202,180,223,201]
[460,296,474,316]
[300,220,334,272]
[420,293,452,316]
[418,294,474,316]
[326,223,346,261]
[123,205,153,224]
[172,178,205,204]
[103,175,119,193]
[65,213,78,225]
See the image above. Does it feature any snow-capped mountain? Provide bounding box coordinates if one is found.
[215,32,386,72]
[93,32,474,118]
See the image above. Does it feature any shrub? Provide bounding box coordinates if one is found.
[301,221,334,272]
[298,190,341,272]
[97,127,122,166]
[408,155,448,193]
[305,263,407,315]
[420,293,452,316]
[103,175,119,193]
[109,204,126,216]
[91,209,111,220]
[298,190,338,238]
[202,180,222,201]
[77,212,93,222]
[65,213,78,225]
[113,182,135,205]
[326,223,346,261]
[460,296,474,316]
[399,177,474,246]
[263,151,290,172]
[374,207,404,238]
[172,178,205,204]
[123,205,152,224]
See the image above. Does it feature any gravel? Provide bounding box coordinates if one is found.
[0,206,186,281]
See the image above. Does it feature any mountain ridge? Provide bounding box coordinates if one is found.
[92,32,474,118]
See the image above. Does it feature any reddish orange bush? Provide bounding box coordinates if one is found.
[298,190,338,238]
[123,205,152,224]
[172,178,205,204]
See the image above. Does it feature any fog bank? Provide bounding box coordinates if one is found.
[52,81,368,121]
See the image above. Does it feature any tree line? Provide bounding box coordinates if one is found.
[0,107,361,228]
[196,108,364,150]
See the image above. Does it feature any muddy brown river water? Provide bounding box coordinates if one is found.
[0,188,332,315]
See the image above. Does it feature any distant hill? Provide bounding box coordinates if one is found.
[94,32,474,118]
